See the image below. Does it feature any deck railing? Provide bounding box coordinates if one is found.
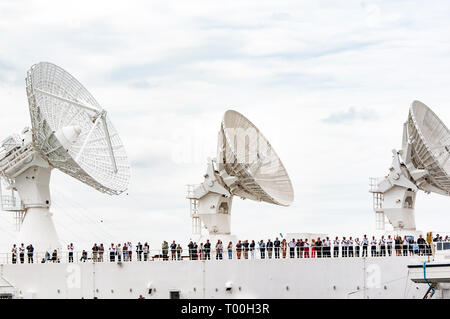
[1,242,442,265]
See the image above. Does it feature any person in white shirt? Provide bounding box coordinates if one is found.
[371,236,377,257]
[303,239,310,258]
[362,235,369,257]
[109,243,116,262]
[342,237,348,257]
[333,237,340,258]
[348,237,354,257]
[402,236,409,256]
[324,237,331,258]
[379,236,386,257]
[288,239,296,258]
[386,235,393,256]
[128,242,133,261]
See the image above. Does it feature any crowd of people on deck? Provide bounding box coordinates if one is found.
[8,234,448,264]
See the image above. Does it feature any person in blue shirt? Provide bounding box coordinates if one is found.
[258,240,266,259]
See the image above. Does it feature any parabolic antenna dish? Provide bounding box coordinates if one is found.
[26,62,130,194]
[218,110,294,206]
[408,100,450,194]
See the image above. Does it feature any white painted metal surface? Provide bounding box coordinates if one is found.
[0,62,130,252]
[26,62,130,195]
[187,110,294,240]
[0,255,430,299]
[370,101,450,231]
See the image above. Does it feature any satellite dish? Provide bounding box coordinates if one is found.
[27,62,130,194]
[407,101,450,194]
[187,110,294,241]
[0,62,130,251]
[370,100,450,232]
[217,110,294,206]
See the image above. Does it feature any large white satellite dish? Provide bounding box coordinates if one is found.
[370,100,450,232]
[0,62,130,251]
[187,110,294,241]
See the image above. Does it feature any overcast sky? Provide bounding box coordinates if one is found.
[1,0,450,251]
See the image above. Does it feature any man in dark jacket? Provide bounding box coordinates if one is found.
[274,237,281,259]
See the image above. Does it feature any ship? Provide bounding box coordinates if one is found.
[1,62,450,299]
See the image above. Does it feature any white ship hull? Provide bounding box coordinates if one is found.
[0,256,437,299]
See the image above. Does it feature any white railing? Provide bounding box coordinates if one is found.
[0,243,442,265]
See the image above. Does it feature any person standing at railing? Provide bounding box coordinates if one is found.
[395,236,401,256]
[402,236,409,256]
[417,235,426,256]
[362,235,368,257]
[204,240,211,260]
[26,244,34,263]
[227,241,233,259]
[250,240,255,259]
[295,239,303,258]
[11,244,17,264]
[267,239,273,259]
[311,239,316,258]
[215,240,220,260]
[68,243,74,263]
[216,240,223,260]
[99,244,104,262]
[426,232,433,255]
[355,238,361,257]
[370,236,377,257]
[128,242,133,261]
[19,243,25,264]
[116,243,122,262]
[408,237,414,256]
[51,249,57,263]
[92,243,99,262]
[341,237,348,257]
[243,240,249,259]
[259,240,266,259]
[379,236,386,257]
[218,240,224,260]
[333,237,340,258]
[109,243,116,262]
[193,242,198,260]
[316,238,323,258]
[324,237,331,258]
[412,241,419,255]
[123,243,128,261]
[170,240,177,260]
[177,244,183,260]
[303,239,310,258]
[235,240,241,259]
[281,239,287,258]
[347,237,354,258]
[198,243,204,260]
[162,241,169,261]
[386,235,393,256]
[188,241,194,260]
[288,239,295,258]
[136,242,143,261]
[143,242,149,261]
[274,237,281,259]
